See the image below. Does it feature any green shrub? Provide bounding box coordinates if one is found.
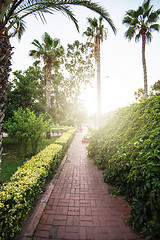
[0,129,76,240]
[88,96,160,240]
[3,108,51,155]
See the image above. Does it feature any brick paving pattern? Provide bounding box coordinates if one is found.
[32,132,144,240]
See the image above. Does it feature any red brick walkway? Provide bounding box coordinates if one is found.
[24,132,144,240]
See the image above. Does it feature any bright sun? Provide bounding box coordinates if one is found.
[82,74,135,116]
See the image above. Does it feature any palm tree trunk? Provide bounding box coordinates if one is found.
[0,27,12,170]
[46,61,52,108]
[45,61,52,139]
[96,36,101,128]
[142,33,148,99]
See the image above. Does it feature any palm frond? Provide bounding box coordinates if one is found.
[49,4,79,31]
[33,60,41,67]
[143,0,150,11]
[43,32,53,47]
[2,0,117,39]
[136,6,143,17]
[29,49,41,58]
[0,0,13,22]
[124,27,136,40]
[31,39,43,50]
[99,16,103,26]
[61,0,116,34]
[6,14,26,38]
[122,16,133,25]
[15,0,116,34]
[36,10,47,24]
[150,23,160,32]
[87,17,97,30]
[143,6,153,19]
[148,11,160,23]
[131,18,139,26]
[52,39,60,49]
[15,1,80,32]
[126,9,136,18]
[83,26,94,38]
[135,33,141,42]
[146,30,152,42]
[17,18,26,39]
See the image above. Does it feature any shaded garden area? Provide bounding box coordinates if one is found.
[1,135,59,183]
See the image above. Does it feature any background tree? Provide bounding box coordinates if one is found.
[65,40,95,110]
[0,0,113,166]
[83,16,116,127]
[134,88,145,102]
[51,69,71,123]
[49,41,94,124]
[5,66,45,121]
[29,33,64,109]
[123,0,160,99]
[151,80,160,96]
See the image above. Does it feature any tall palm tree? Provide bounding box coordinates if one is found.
[83,16,116,127]
[123,0,160,99]
[0,0,119,168]
[29,33,64,108]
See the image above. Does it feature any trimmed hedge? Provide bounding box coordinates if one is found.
[87,96,160,240]
[55,129,76,146]
[0,129,76,240]
[51,126,74,135]
[55,129,77,156]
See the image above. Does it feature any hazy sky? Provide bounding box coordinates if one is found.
[10,0,160,114]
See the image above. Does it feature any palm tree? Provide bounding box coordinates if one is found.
[0,0,120,168]
[83,16,116,127]
[123,0,160,99]
[29,33,64,108]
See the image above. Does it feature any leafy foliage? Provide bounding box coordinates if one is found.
[65,40,95,101]
[3,108,51,155]
[151,80,160,96]
[88,96,160,239]
[5,66,45,121]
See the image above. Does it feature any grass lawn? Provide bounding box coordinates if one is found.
[0,136,59,184]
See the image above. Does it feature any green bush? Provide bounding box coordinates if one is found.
[0,129,76,240]
[87,96,160,240]
[3,108,51,155]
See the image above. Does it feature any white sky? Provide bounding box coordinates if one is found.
[10,0,160,114]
